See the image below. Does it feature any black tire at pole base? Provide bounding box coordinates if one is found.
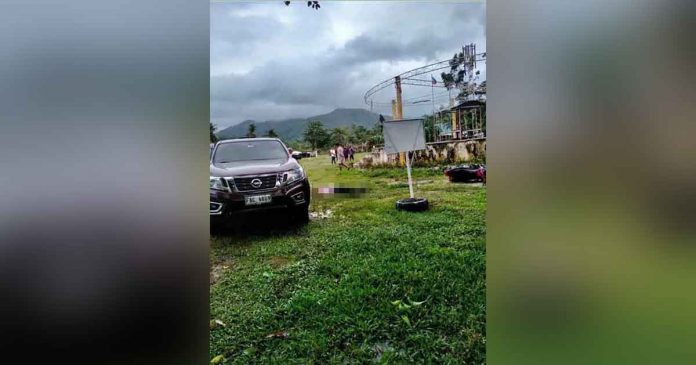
[395,198,429,212]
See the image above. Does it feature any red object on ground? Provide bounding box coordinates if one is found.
[444,165,486,183]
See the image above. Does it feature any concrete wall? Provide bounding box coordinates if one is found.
[364,138,486,166]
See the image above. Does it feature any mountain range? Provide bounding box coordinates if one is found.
[214,108,391,141]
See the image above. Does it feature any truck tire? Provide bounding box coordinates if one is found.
[395,198,429,212]
[291,203,310,224]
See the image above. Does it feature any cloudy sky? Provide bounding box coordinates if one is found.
[211,1,486,129]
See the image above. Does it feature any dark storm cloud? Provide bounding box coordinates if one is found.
[338,33,448,65]
[211,1,486,127]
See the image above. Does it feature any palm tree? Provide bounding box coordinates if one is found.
[330,127,349,146]
[210,122,218,143]
[246,123,256,138]
[303,120,329,149]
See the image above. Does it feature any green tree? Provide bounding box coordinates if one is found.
[246,123,256,138]
[266,129,278,138]
[210,122,218,143]
[330,127,349,146]
[422,115,434,142]
[367,121,384,147]
[432,109,452,140]
[303,120,329,150]
[349,124,369,144]
[440,43,485,101]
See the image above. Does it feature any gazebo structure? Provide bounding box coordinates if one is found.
[450,100,486,140]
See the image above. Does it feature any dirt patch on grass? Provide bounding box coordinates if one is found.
[210,259,234,285]
[267,256,293,269]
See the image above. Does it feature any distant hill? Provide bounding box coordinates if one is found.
[215,108,391,141]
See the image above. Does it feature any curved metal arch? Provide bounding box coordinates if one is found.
[363,53,486,104]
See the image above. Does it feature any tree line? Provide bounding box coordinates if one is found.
[209,122,278,143]
[209,119,381,150]
[211,112,481,147]
[211,116,452,148]
[301,120,384,151]
[241,123,279,139]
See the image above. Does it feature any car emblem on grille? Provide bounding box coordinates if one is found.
[250,178,263,188]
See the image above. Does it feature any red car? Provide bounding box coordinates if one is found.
[444,164,486,183]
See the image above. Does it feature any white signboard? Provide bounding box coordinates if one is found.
[383,119,426,154]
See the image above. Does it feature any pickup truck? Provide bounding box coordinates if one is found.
[209,138,310,225]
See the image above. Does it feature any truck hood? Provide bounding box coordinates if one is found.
[210,158,299,177]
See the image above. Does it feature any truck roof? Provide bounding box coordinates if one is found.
[217,137,282,144]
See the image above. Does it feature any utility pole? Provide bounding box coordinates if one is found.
[431,76,436,143]
[449,91,457,140]
[395,76,403,119]
[394,75,405,165]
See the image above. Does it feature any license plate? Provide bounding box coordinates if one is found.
[244,194,272,206]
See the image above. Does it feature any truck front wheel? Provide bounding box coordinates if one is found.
[290,203,309,224]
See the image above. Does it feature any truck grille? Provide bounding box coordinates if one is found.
[233,174,278,191]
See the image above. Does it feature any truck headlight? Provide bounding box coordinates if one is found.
[210,176,229,191]
[282,167,304,184]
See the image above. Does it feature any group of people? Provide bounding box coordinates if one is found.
[329,144,355,170]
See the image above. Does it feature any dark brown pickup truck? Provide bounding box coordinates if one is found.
[210,138,310,225]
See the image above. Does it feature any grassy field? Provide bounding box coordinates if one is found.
[210,153,486,364]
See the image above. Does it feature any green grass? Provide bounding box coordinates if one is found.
[210,153,486,364]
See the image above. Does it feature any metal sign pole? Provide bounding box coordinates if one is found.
[405,151,414,198]
[383,119,429,212]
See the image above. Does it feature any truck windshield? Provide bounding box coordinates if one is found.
[214,140,288,163]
